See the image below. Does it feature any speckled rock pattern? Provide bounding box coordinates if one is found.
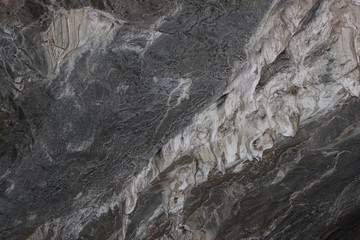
[0,0,360,239]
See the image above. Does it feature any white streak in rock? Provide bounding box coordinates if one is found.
[116,0,360,238]
[37,0,360,238]
[44,7,123,74]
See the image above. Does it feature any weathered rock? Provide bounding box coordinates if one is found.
[0,0,360,239]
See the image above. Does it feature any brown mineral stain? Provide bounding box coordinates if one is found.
[335,125,355,141]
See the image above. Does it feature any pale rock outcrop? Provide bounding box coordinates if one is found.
[111,0,360,238]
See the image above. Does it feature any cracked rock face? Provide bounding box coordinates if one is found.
[0,0,360,239]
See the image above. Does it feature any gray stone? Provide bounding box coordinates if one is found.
[1,0,360,239]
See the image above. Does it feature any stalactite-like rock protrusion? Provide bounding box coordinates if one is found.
[106,0,360,238]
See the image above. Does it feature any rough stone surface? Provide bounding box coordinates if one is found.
[0,0,360,239]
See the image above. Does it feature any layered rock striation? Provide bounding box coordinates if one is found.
[0,0,360,239]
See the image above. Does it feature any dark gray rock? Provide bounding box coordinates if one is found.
[1,0,360,239]
[0,0,276,239]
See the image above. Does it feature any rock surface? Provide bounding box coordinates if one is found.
[0,0,360,239]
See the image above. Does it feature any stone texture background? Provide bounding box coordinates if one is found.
[0,0,359,239]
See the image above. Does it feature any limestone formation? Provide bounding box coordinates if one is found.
[0,0,359,239]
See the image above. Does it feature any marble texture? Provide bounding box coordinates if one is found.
[0,0,360,239]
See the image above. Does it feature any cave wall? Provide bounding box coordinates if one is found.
[0,0,360,239]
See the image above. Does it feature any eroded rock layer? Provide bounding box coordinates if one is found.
[0,0,360,239]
